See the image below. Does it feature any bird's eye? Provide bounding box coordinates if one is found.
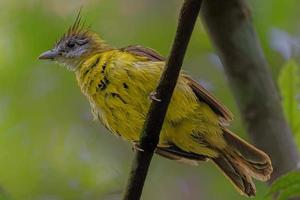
[66,41,76,48]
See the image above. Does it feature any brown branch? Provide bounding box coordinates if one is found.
[200,0,299,182]
[122,0,202,199]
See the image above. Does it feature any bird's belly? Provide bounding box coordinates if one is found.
[89,86,223,157]
[91,90,148,142]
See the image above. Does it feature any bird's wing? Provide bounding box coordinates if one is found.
[122,45,233,122]
[121,45,165,61]
[183,76,233,122]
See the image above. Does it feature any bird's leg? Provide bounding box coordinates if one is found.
[148,91,162,102]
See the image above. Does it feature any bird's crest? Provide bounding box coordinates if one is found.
[56,9,90,46]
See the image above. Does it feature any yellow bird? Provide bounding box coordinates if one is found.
[39,14,272,197]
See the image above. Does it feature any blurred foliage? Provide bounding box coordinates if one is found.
[267,171,300,200]
[278,60,300,146]
[270,60,300,200]
[0,0,299,200]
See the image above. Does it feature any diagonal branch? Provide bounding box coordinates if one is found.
[122,0,202,199]
[200,0,299,181]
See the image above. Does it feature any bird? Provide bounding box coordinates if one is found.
[39,12,272,197]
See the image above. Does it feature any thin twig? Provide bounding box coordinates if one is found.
[122,0,202,199]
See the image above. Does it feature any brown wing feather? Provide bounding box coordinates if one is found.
[122,45,233,122]
[184,76,234,122]
[121,45,165,61]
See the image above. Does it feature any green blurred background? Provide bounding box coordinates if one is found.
[0,0,299,199]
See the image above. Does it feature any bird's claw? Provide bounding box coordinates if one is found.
[132,143,144,152]
[148,91,162,102]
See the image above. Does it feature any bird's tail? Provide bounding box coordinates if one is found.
[212,128,273,197]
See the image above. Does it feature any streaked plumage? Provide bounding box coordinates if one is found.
[39,13,273,197]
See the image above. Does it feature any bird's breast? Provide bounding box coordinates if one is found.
[75,52,148,141]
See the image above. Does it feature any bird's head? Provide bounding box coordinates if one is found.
[39,12,109,71]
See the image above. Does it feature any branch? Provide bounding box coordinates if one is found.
[122,0,202,199]
[200,0,299,181]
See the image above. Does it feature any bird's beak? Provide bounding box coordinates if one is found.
[38,50,59,60]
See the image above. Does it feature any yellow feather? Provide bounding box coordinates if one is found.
[75,50,224,157]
